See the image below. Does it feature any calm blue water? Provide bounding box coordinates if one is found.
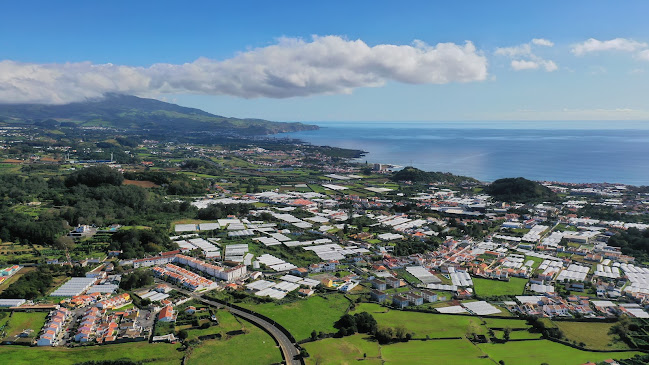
[277,121,649,185]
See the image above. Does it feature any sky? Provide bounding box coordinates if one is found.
[1,0,649,122]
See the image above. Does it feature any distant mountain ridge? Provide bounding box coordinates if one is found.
[0,93,318,135]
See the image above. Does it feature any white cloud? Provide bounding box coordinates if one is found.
[638,49,649,61]
[0,36,488,104]
[510,59,556,72]
[497,39,557,72]
[532,38,554,47]
[511,60,539,70]
[495,44,532,57]
[541,60,558,72]
[572,38,648,55]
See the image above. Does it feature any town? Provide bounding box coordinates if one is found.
[1,123,649,365]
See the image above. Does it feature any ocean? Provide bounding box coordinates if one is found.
[277,121,649,185]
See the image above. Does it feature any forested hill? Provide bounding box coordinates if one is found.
[484,177,558,203]
[0,93,318,135]
[391,166,479,185]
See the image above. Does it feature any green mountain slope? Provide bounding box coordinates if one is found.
[0,93,317,135]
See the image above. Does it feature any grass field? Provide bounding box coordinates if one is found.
[303,334,381,365]
[554,321,629,350]
[305,335,641,365]
[382,339,493,365]
[187,311,282,365]
[0,342,183,365]
[241,294,352,341]
[350,303,487,338]
[1,312,48,339]
[473,277,528,297]
[478,340,642,365]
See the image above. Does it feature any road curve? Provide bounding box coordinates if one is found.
[175,287,302,365]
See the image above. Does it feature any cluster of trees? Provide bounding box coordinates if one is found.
[524,315,564,339]
[334,312,378,336]
[608,227,649,261]
[65,165,124,187]
[0,266,67,299]
[579,204,649,224]
[332,312,412,344]
[374,326,413,344]
[119,270,154,290]
[391,238,440,256]
[179,158,223,178]
[484,177,557,203]
[0,210,67,246]
[109,229,176,259]
[391,166,478,185]
[0,174,49,204]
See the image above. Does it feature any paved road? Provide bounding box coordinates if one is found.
[174,287,302,365]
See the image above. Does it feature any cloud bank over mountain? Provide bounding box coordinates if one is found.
[0,36,488,104]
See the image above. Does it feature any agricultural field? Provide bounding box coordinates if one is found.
[349,303,488,338]
[0,311,48,341]
[241,294,352,341]
[0,342,183,365]
[477,340,642,365]
[0,243,40,265]
[0,163,21,174]
[473,277,528,297]
[554,321,629,350]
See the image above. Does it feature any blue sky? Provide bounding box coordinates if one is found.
[1,0,649,122]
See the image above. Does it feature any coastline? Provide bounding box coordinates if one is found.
[274,121,649,186]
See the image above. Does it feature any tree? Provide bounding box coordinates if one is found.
[178,329,188,341]
[375,327,394,344]
[311,330,317,341]
[119,270,154,290]
[55,235,75,251]
[395,326,407,341]
[503,327,511,342]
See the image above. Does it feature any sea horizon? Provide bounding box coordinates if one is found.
[277,121,649,185]
[289,120,649,130]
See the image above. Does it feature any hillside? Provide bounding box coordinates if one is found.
[0,93,317,135]
[484,177,558,203]
[391,166,479,184]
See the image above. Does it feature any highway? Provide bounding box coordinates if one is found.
[173,287,302,365]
